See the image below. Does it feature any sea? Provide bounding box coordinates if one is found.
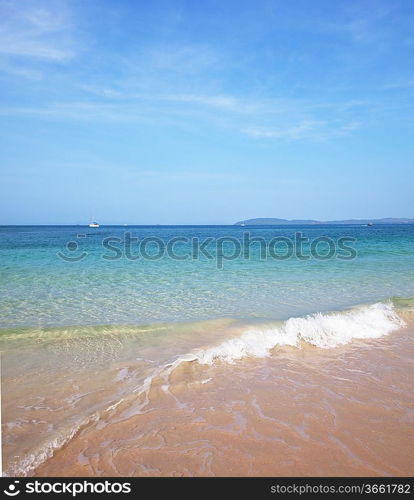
[1,224,414,476]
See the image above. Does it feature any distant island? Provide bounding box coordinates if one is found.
[234,218,414,226]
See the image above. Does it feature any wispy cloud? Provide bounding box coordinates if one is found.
[0,101,141,122]
[0,61,43,80]
[77,87,254,113]
[314,2,393,44]
[244,121,325,140]
[384,79,414,90]
[0,94,366,142]
[0,0,75,61]
[165,93,258,113]
[244,119,362,141]
[143,44,219,73]
[0,1,400,143]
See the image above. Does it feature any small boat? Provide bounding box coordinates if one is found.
[89,222,100,228]
[240,221,246,227]
[367,222,373,227]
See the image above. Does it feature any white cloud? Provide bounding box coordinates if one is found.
[244,119,362,141]
[142,44,220,73]
[314,3,392,44]
[384,79,414,90]
[244,121,325,140]
[339,121,362,132]
[0,61,43,79]
[165,93,257,112]
[0,0,75,61]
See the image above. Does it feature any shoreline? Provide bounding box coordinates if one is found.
[33,321,414,477]
[2,300,414,477]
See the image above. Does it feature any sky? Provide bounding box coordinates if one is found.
[0,0,413,224]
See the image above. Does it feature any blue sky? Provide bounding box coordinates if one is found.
[0,0,413,224]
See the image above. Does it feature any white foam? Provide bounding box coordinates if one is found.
[5,413,100,477]
[196,302,406,364]
[9,302,406,476]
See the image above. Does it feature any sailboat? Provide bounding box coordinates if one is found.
[88,209,99,227]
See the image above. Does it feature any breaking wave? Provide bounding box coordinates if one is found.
[195,302,406,364]
[6,301,408,476]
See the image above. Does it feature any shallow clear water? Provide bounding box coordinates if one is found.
[1,224,414,328]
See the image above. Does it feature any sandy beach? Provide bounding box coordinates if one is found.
[3,305,413,477]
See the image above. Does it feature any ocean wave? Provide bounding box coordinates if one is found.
[195,302,406,364]
[105,302,408,412]
[5,301,408,476]
[5,413,101,477]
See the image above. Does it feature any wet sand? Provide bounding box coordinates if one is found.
[30,315,414,477]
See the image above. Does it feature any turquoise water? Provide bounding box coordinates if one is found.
[1,225,414,329]
[2,224,414,476]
